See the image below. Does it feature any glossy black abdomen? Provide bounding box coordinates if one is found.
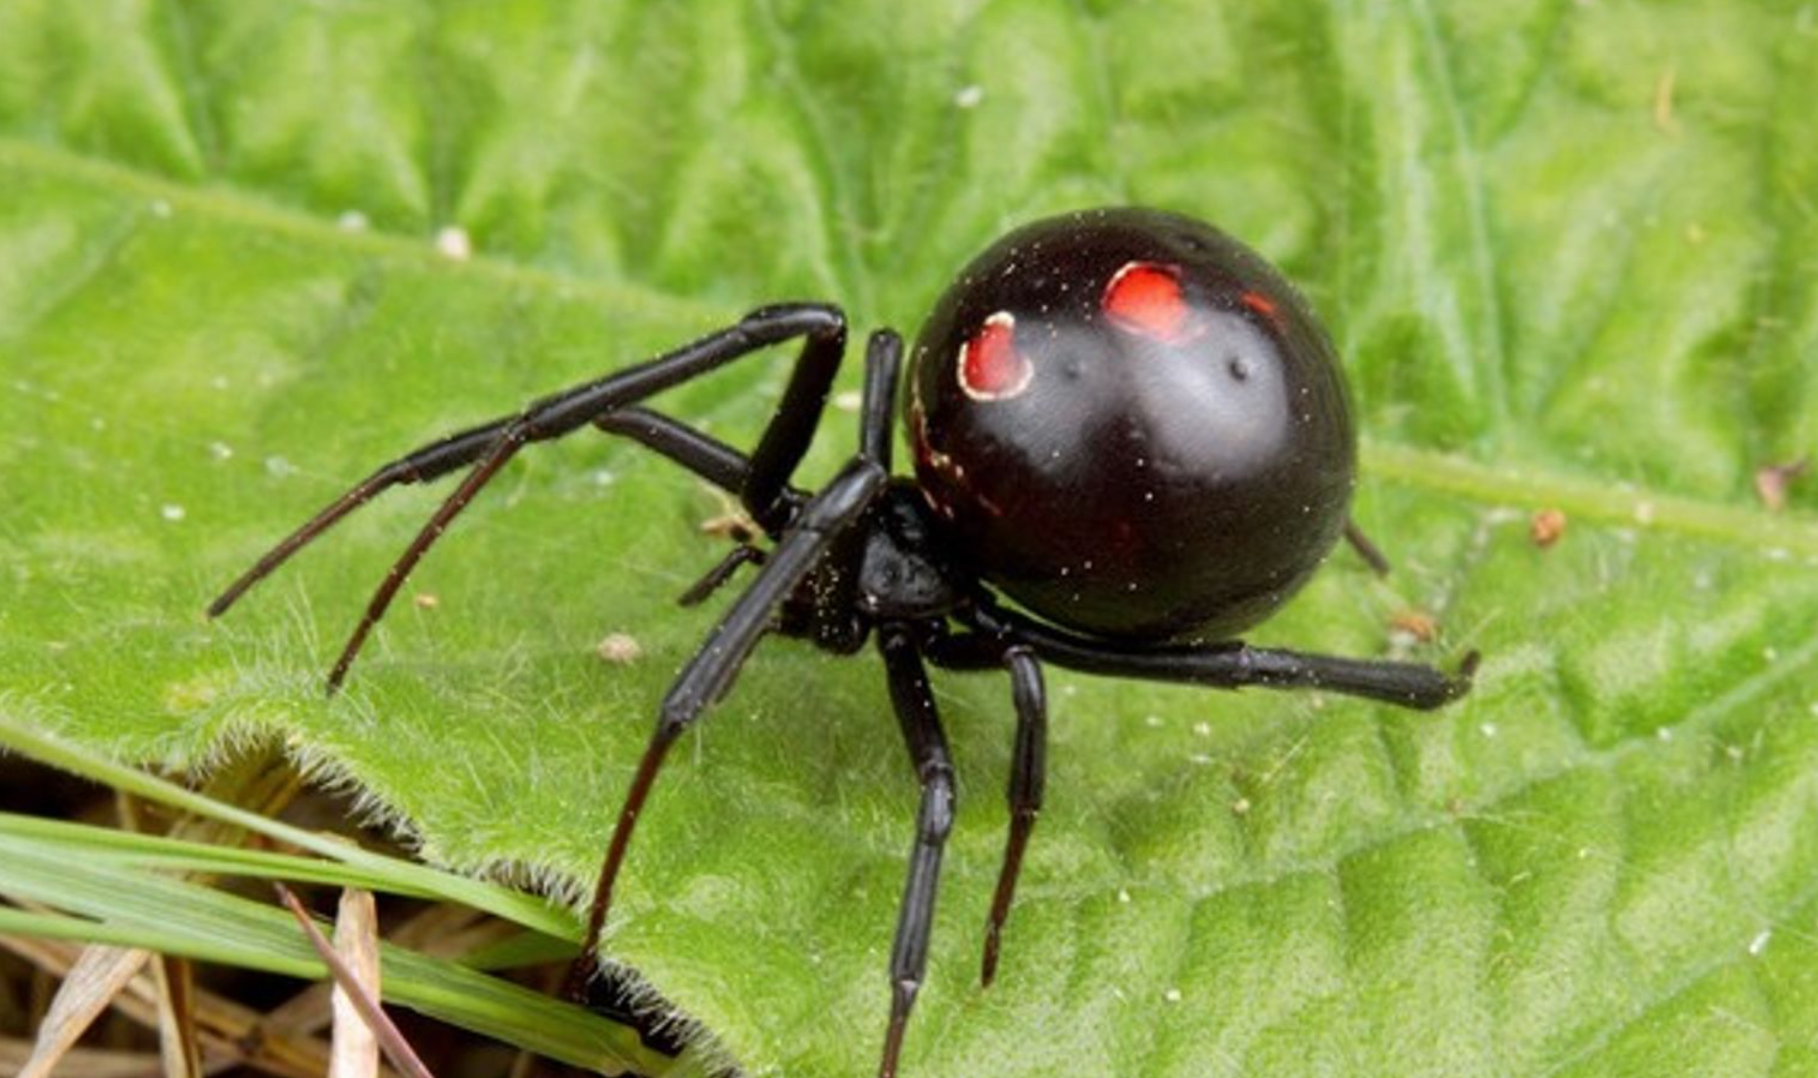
[905,207,1354,640]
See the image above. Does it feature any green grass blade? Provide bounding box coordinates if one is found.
[0,716,576,940]
[0,834,685,1076]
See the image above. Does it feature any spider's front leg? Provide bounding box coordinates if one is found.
[563,454,887,998]
[566,330,906,998]
[207,304,846,689]
[874,622,957,1078]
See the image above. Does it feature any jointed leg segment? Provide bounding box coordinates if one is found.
[982,646,1046,987]
[565,328,905,1003]
[876,623,956,1078]
[208,304,845,690]
[931,600,1475,710]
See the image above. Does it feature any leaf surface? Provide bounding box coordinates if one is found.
[5,1,1818,1074]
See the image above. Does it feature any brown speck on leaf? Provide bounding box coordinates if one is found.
[1531,508,1567,548]
[412,593,439,609]
[596,632,643,665]
[1754,458,1808,512]
[699,484,759,543]
[1653,66,1679,135]
[1389,609,1438,643]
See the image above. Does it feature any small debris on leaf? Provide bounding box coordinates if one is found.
[1753,458,1808,512]
[1530,508,1566,548]
[1388,609,1438,645]
[435,225,472,261]
[1653,67,1679,134]
[596,632,644,665]
[413,593,439,610]
[699,485,760,543]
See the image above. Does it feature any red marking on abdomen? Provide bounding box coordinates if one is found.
[1103,262,1196,343]
[958,311,1032,400]
[1240,290,1279,319]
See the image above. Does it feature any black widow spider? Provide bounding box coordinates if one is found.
[210,207,1476,1077]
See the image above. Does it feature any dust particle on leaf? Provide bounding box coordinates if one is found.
[596,632,643,665]
[163,674,223,712]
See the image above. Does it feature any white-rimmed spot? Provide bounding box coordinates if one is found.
[957,310,1033,401]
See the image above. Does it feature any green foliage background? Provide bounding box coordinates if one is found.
[4,1,1818,1075]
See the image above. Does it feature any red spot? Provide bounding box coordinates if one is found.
[1103,262,1196,343]
[958,311,1031,400]
[1240,290,1279,320]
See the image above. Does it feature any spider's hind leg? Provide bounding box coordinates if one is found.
[951,600,1476,710]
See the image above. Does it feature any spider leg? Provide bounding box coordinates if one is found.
[563,459,883,981]
[875,622,957,1078]
[1342,519,1392,577]
[677,544,768,607]
[981,645,1045,987]
[592,407,778,605]
[593,406,755,496]
[206,417,516,617]
[215,400,789,621]
[936,601,1476,710]
[565,328,904,1002]
[563,456,887,997]
[211,304,845,685]
[599,315,899,528]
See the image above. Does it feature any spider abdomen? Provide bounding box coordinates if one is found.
[906,208,1355,640]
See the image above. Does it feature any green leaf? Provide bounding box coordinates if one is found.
[4,1,1818,1075]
